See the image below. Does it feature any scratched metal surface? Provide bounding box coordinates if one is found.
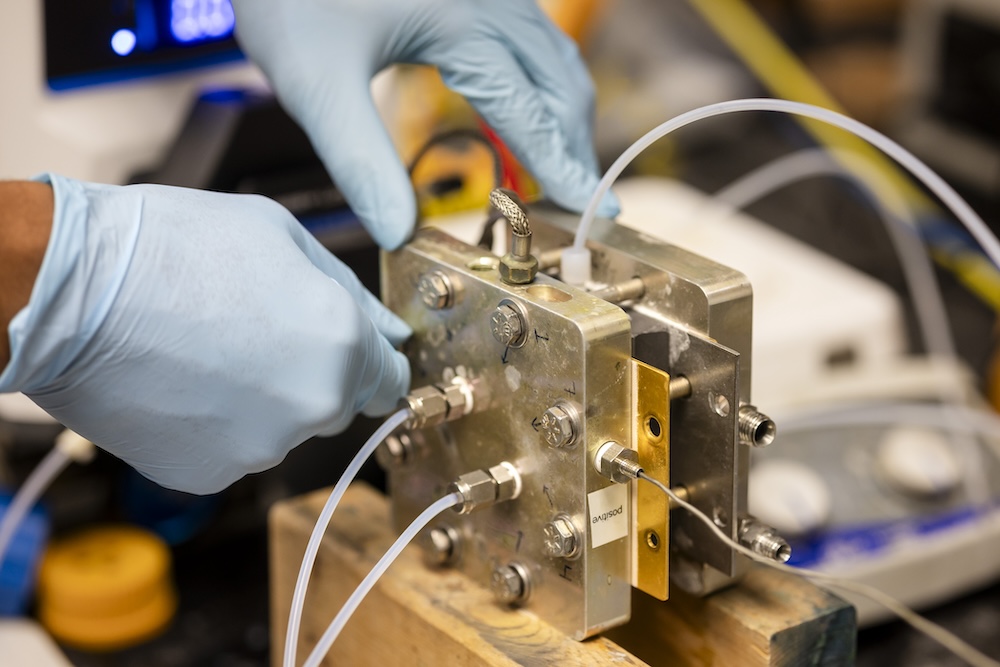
[382,228,633,640]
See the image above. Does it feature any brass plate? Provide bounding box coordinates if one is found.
[631,359,670,600]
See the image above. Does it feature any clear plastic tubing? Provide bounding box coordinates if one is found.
[567,98,1000,285]
[0,446,71,567]
[301,491,462,667]
[284,408,411,667]
[713,147,995,504]
[713,147,955,360]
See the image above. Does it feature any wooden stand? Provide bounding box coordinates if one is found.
[270,484,856,666]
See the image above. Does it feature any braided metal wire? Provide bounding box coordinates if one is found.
[489,188,530,236]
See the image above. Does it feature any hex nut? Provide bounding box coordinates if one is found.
[542,517,579,559]
[449,469,497,514]
[499,253,539,286]
[416,271,454,310]
[540,403,578,448]
[404,385,449,429]
[594,442,641,484]
[487,462,521,503]
[490,304,526,347]
[440,381,472,421]
[491,562,530,605]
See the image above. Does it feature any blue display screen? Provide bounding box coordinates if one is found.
[169,0,236,44]
[45,0,244,91]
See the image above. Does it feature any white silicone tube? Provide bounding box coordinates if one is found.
[567,99,1000,285]
[714,147,955,359]
[284,408,411,667]
[0,448,70,567]
[301,491,462,667]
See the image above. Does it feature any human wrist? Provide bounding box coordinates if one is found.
[0,181,53,366]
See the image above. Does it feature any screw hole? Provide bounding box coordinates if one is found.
[645,530,660,551]
[712,507,729,529]
[645,415,662,439]
[710,392,731,417]
[467,257,499,271]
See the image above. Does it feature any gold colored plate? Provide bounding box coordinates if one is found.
[631,359,670,600]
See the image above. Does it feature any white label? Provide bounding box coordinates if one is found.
[588,484,628,548]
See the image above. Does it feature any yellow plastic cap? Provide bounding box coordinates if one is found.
[37,525,176,651]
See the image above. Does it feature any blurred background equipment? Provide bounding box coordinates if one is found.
[898,0,1000,196]
[2,0,1000,665]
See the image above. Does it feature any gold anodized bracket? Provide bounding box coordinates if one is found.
[630,359,670,600]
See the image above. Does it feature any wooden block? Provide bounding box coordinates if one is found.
[604,569,856,666]
[270,483,856,666]
[270,483,646,667]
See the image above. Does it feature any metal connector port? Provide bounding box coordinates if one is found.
[594,442,642,483]
[404,378,474,429]
[449,462,522,514]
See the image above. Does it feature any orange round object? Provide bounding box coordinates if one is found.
[37,525,176,651]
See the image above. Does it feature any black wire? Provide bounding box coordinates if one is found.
[407,128,505,250]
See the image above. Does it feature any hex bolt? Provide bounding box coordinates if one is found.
[374,432,413,470]
[422,525,461,567]
[738,405,777,448]
[739,518,791,563]
[416,270,455,310]
[490,562,531,606]
[490,303,526,347]
[539,402,579,448]
[542,516,579,559]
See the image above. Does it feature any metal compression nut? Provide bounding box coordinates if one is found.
[404,378,473,429]
[594,442,642,483]
[449,462,521,514]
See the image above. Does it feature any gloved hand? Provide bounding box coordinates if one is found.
[0,174,410,495]
[232,0,619,250]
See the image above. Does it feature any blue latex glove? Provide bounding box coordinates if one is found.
[0,174,410,495]
[232,0,620,250]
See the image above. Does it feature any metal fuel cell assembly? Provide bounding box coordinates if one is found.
[380,195,778,639]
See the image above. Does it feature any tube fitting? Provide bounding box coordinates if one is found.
[449,462,522,514]
[491,188,538,285]
[739,518,791,563]
[594,442,642,483]
[404,377,474,429]
[738,405,776,448]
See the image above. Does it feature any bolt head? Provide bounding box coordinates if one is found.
[490,305,524,347]
[542,518,578,559]
[422,525,460,567]
[540,405,575,448]
[374,434,407,470]
[490,565,524,604]
[417,271,453,310]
